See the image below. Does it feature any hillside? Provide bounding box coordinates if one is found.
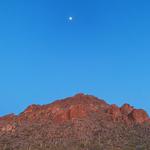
[0,93,150,150]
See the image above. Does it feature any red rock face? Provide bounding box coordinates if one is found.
[0,93,149,126]
[129,109,149,123]
[53,102,105,123]
[53,105,87,123]
[120,104,134,115]
[47,93,109,123]
[107,104,122,121]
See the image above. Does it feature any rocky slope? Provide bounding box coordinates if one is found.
[0,93,150,150]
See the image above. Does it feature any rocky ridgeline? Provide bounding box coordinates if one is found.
[0,93,149,125]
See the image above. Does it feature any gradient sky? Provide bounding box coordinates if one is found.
[0,0,150,116]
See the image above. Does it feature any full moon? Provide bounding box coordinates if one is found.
[69,16,73,21]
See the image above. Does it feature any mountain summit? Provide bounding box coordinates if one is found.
[0,93,150,150]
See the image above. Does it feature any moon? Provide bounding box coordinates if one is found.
[69,16,73,21]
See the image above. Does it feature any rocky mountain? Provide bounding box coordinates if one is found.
[0,93,150,150]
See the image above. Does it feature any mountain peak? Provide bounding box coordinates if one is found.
[0,93,149,124]
[74,93,85,97]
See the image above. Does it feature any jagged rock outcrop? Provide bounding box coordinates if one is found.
[107,104,122,121]
[129,109,149,123]
[120,104,134,115]
[0,93,150,150]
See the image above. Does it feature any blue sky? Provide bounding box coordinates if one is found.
[0,0,150,115]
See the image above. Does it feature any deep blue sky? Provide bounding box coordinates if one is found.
[0,0,150,116]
